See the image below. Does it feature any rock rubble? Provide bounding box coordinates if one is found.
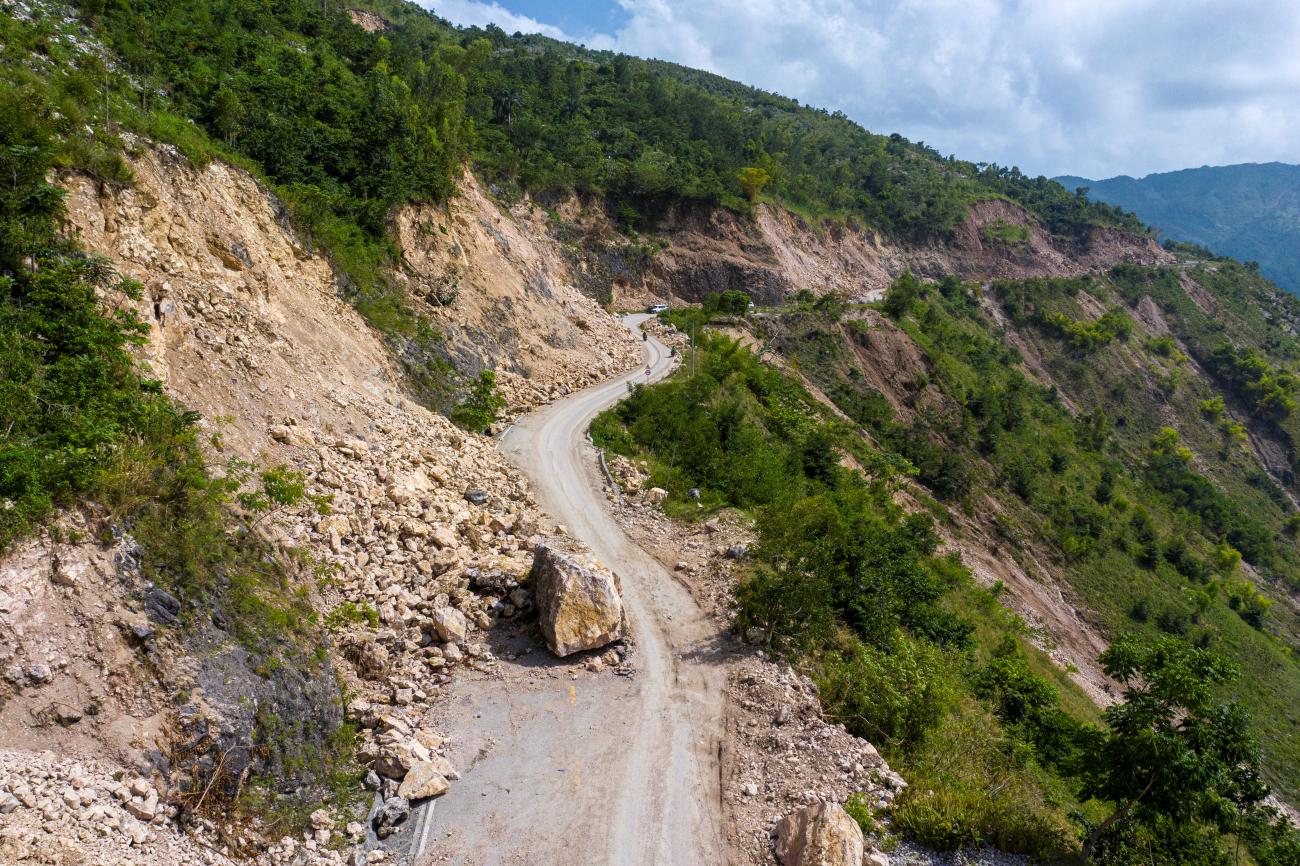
[0,137,648,866]
[774,800,864,866]
[0,750,228,866]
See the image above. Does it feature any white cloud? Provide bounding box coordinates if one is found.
[431,0,1300,177]
[421,0,570,40]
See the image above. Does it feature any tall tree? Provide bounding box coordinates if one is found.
[1081,634,1267,863]
[737,166,770,202]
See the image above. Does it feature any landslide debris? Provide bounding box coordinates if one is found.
[2,135,643,864]
[775,800,864,866]
[531,541,627,657]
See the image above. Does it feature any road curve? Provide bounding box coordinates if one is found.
[412,315,725,866]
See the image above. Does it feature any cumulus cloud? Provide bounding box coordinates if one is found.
[425,0,569,40]
[431,0,1300,177]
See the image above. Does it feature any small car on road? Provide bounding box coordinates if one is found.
[646,303,668,313]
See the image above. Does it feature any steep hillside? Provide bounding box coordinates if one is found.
[1058,163,1300,295]
[4,133,640,865]
[4,1,1300,865]
[558,193,1167,308]
[58,143,636,435]
[756,268,1300,782]
[391,177,636,403]
[597,263,1300,864]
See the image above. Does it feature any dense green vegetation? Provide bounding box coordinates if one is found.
[67,0,1144,255]
[8,0,1155,418]
[1059,163,1300,295]
[85,0,474,230]
[8,0,1300,858]
[0,0,470,411]
[769,269,1300,800]
[594,329,1299,862]
[453,19,1145,240]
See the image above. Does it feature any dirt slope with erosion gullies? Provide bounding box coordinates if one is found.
[0,141,640,865]
[564,193,1170,308]
[755,308,1119,707]
[748,263,1300,805]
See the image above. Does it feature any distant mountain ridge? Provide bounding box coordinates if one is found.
[1057,162,1300,294]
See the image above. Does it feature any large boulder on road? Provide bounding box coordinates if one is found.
[531,542,625,657]
[774,800,863,866]
[397,760,451,800]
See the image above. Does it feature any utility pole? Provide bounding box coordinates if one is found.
[690,319,696,378]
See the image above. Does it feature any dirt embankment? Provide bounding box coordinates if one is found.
[581,195,1170,308]
[392,176,639,408]
[0,141,643,865]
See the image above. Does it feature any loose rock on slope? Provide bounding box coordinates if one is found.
[774,800,864,866]
[0,137,645,865]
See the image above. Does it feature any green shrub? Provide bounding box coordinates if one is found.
[325,602,380,631]
[1198,395,1227,417]
[843,792,879,834]
[450,370,506,432]
[704,289,750,317]
[1223,579,1272,629]
[882,271,925,319]
[1041,307,1133,351]
[816,634,959,749]
[980,220,1029,246]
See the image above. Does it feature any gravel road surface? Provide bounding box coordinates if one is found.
[410,315,726,866]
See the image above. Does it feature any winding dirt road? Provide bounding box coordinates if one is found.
[410,315,726,865]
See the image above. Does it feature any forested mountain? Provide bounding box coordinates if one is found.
[56,0,1144,244]
[2,1,1300,865]
[1057,163,1300,295]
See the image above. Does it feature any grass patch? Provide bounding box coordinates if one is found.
[980,220,1030,247]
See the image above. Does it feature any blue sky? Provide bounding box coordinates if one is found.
[425,1,1300,179]
[467,0,625,35]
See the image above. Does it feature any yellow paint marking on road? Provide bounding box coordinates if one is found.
[575,760,582,790]
[569,685,576,706]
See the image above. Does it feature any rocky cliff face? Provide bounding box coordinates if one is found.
[554,194,1171,308]
[1,142,644,865]
[392,176,639,407]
